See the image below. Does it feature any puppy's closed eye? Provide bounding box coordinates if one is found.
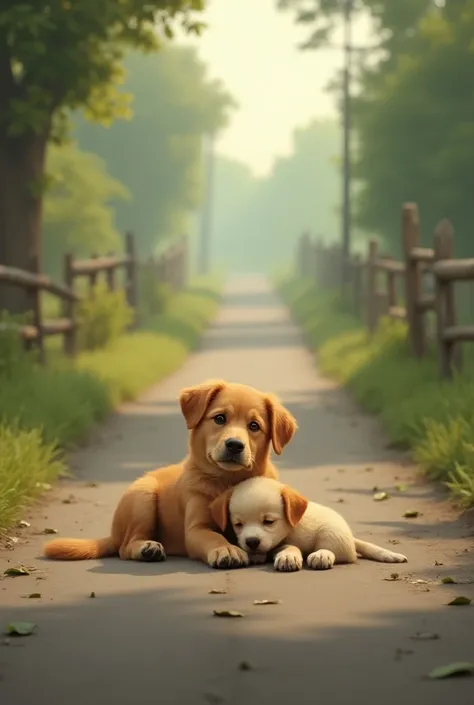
[263,519,276,526]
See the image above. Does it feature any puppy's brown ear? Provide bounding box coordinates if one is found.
[281,486,308,528]
[179,379,225,429]
[209,488,233,532]
[265,394,297,455]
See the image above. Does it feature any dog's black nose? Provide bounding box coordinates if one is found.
[245,537,260,550]
[225,438,245,455]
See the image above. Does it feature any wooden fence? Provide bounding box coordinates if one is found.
[0,232,189,363]
[295,202,474,379]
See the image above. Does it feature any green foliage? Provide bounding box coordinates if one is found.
[73,48,235,255]
[77,282,133,351]
[0,1,206,136]
[278,0,474,257]
[0,275,221,530]
[138,268,172,318]
[43,143,129,276]
[278,274,474,508]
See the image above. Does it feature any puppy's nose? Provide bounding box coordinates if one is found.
[245,537,260,551]
[225,438,245,455]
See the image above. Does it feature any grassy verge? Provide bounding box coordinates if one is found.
[277,275,474,509]
[0,275,222,531]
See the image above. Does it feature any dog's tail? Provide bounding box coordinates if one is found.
[354,538,407,564]
[43,536,117,561]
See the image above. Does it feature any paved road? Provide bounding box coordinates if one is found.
[1,276,473,705]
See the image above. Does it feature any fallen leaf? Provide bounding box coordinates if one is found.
[410,632,440,641]
[372,485,379,492]
[384,573,400,582]
[441,576,457,584]
[428,662,474,679]
[373,491,389,502]
[395,484,407,492]
[238,660,252,671]
[21,593,41,599]
[85,482,99,488]
[36,482,52,491]
[336,498,345,504]
[208,588,227,595]
[6,621,36,636]
[213,610,244,618]
[435,561,444,566]
[412,579,429,585]
[253,599,282,605]
[447,596,471,606]
[62,495,76,504]
[89,591,96,598]
[42,528,58,535]
[389,539,400,545]
[18,520,30,528]
[4,567,30,577]
[403,510,419,518]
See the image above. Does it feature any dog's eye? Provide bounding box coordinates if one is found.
[263,519,275,526]
[248,421,260,432]
[214,414,226,425]
[234,522,243,530]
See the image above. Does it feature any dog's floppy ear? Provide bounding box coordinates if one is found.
[179,379,225,429]
[265,394,297,455]
[281,485,308,528]
[209,488,233,532]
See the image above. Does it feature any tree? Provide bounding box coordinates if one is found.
[43,143,129,277]
[0,0,205,313]
[73,47,234,257]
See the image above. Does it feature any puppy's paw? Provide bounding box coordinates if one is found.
[207,546,249,570]
[139,541,167,562]
[248,553,267,565]
[379,551,408,564]
[274,552,303,572]
[307,549,335,570]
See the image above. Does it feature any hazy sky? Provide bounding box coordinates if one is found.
[180,0,372,176]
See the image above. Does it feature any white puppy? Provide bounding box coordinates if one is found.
[210,476,407,571]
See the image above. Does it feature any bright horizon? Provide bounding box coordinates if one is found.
[179,0,373,177]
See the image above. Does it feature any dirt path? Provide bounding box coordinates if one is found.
[1,275,473,705]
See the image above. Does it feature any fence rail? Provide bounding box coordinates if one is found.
[0,232,189,363]
[295,202,474,380]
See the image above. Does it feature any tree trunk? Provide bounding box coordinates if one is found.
[0,127,49,315]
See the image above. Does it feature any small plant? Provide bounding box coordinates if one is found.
[77,282,133,351]
[138,268,171,318]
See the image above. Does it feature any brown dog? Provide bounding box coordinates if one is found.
[44,379,297,569]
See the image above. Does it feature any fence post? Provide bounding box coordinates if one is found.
[402,203,425,357]
[433,219,459,379]
[352,254,362,318]
[89,253,98,295]
[26,253,45,363]
[63,253,76,357]
[125,231,137,327]
[366,239,379,334]
[106,251,116,291]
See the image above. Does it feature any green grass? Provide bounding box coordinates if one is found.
[0,275,222,531]
[277,275,474,509]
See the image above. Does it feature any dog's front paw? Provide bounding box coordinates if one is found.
[248,553,267,565]
[307,549,335,570]
[140,541,167,562]
[207,546,249,570]
[274,551,303,572]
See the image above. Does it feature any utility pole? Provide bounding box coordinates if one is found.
[198,132,215,275]
[341,0,353,290]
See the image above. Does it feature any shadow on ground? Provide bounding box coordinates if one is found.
[0,579,473,705]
